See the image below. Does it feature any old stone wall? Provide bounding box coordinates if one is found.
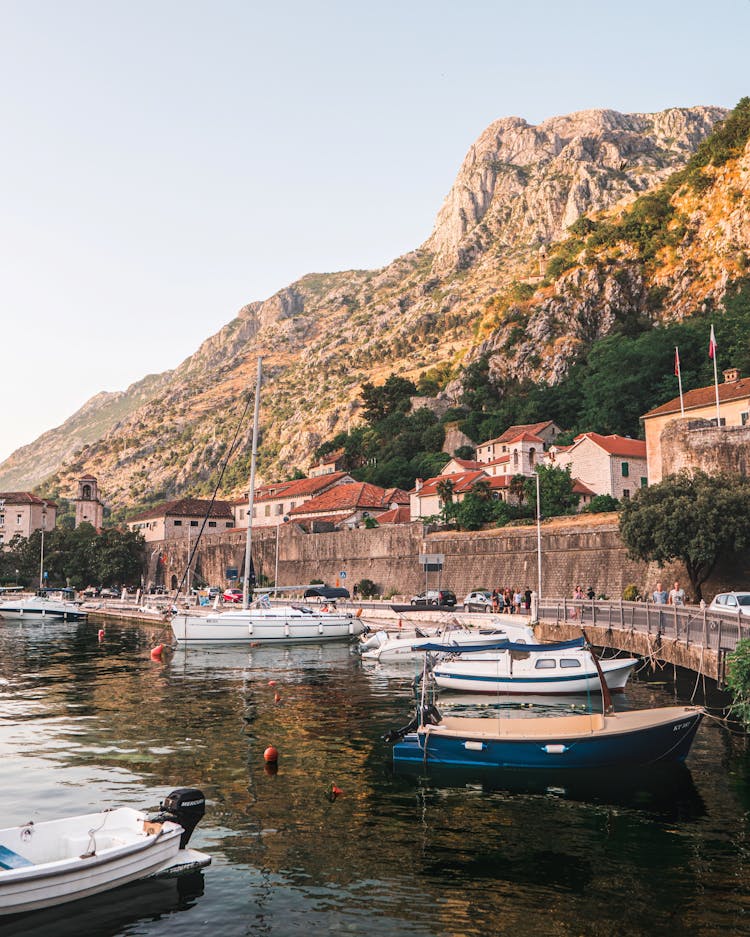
[661,420,750,478]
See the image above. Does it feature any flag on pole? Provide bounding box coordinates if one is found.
[674,346,685,416]
[709,324,717,360]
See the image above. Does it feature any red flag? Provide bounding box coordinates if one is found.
[709,324,717,360]
[674,347,680,377]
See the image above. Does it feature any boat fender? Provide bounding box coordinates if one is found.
[356,608,363,618]
[319,623,324,635]
[348,621,354,635]
[284,623,290,637]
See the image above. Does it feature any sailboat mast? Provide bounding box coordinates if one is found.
[242,357,263,608]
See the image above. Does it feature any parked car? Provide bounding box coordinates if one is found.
[464,590,493,612]
[708,592,750,616]
[223,588,243,604]
[100,587,119,599]
[410,590,457,607]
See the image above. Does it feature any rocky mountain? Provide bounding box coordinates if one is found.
[0,104,733,512]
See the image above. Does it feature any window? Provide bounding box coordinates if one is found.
[275,504,284,515]
[560,659,582,669]
[0,514,4,525]
[641,477,648,487]
[621,462,629,477]
[535,659,557,669]
[208,521,216,528]
[173,520,183,527]
[190,520,198,527]
[622,489,630,500]
[726,595,737,608]
[16,514,22,525]
[715,594,726,606]
[742,412,749,426]
[264,505,271,517]
[239,509,244,519]
[289,502,296,510]
[226,521,232,527]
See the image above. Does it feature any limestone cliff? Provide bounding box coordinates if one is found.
[0,104,732,511]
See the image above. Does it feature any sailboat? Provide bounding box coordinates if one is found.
[170,358,366,646]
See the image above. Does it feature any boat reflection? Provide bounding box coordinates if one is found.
[169,641,358,681]
[393,760,706,820]
[0,871,205,937]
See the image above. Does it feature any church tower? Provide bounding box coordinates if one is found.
[74,475,104,529]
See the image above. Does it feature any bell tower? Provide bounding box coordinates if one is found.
[74,475,104,529]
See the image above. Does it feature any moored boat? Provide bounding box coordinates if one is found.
[430,637,638,695]
[360,621,534,662]
[0,788,210,916]
[171,603,365,645]
[0,593,87,621]
[391,704,704,770]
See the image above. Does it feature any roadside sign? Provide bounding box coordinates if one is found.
[419,554,444,566]
[339,571,347,579]
[226,567,238,580]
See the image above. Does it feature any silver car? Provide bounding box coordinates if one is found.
[463,590,493,612]
[708,592,750,616]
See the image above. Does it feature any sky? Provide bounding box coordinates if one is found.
[1,0,748,464]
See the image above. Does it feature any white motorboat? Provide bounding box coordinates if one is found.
[431,638,638,695]
[0,788,210,916]
[360,621,535,662]
[0,594,87,621]
[171,602,366,645]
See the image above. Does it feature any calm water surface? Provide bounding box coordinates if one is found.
[0,617,749,936]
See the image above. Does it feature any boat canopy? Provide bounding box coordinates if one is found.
[418,636,586,654]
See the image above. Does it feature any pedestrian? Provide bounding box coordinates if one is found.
[668,581,685,606]
[586,586,595,600]
[524,588,532,611]
[491,589,500,612]
[652,581,668,604]
[574,585,584,601]
[513,589,522,614]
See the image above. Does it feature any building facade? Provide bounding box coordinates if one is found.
[551,433,647,500]
[0,493,56,546]
[127,498,235,542]
[74,474,104,529]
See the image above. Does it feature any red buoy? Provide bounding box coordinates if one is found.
[150,645,163,660]
[98,629,105,641]
[264,746,279,763]
[268,680,277,687]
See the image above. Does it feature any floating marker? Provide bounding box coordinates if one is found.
[268,680,277,687]
[263,746,279,763]
[150,645,163,660]
[97,629,105,641]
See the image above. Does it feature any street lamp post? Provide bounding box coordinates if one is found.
[39,508,47,591]
[535,472,543,603]
[274,516,289,597]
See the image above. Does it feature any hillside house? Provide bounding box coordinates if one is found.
[0,493,56,546]
[308,449,347,478]
[288,482,409,530]
[641,367,750,483]
[475,421,561,467]
[232,472,354,528]
[127,498,234,542]
[550,433,648,500]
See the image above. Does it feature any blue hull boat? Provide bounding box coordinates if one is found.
[392,705,704,771]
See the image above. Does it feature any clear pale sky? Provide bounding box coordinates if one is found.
[1,0,747,464]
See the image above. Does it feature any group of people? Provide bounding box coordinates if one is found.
[491,587,532,614]
[652,580,686,606]
[573,585,596,601]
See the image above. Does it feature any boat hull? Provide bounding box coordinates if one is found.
[0,602,87,621]
[171,610,365,644]
[432,658,637,695]
[0,811,183,916]
[392,706,704,771]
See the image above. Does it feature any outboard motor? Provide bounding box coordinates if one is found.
[153,788,206,848]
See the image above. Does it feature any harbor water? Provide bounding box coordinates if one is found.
[0,616,749,936]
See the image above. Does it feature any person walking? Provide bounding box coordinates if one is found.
[652,582,668,604]
[668,581,685,606]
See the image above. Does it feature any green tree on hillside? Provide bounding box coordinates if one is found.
[523,465,579,518]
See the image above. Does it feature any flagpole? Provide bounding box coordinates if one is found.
[709,325,720,426]
[675,346,685,416]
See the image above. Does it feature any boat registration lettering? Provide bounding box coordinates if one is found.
[673,721,692,732]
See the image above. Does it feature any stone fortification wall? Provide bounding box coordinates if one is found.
[661,420,750,478]
[149,518,654,600]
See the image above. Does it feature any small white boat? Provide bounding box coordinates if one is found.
[432,641,638,695]
[0,594,87,621]
[360,621,535,662]
[0,789,210,916]
[171,603,366,645]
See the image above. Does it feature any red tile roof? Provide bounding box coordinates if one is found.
[232,472,351,505]
[575,433,646,458]
[129,498,233,522]
[482,421,557,446]
[414,470,489,498]
[444,458,485,471]
[375,505,412,524]
[505,431,545,444]
[382,487,411,505]
[288,482,395,516]
[0,492,56,507]
[572,478,597,496]
[642,376,750,419]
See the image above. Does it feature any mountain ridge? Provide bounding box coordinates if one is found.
[0,103,732,511]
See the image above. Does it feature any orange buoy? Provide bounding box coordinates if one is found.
[150,645,163,660]
[355,608,363,618]
[326,782,344,801]
[268,680,277,687]
[274,692,281,703]
[263,746,279,763]
[97,629,105,641]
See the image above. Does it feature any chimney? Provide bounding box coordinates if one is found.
[415,478,423,492]
[723,367,741,384]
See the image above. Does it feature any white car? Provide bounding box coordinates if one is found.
[464,590,493,612]
[708,592,750,616]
